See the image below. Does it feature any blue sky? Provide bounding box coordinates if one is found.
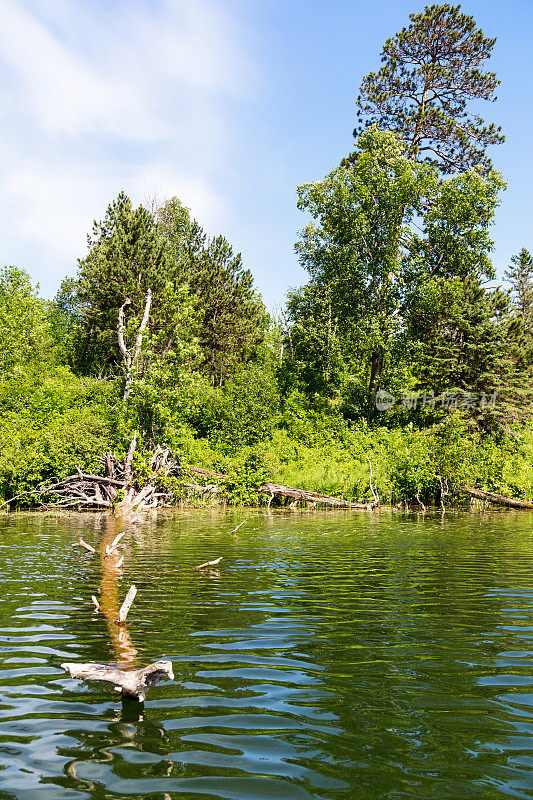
[0,0,531,310]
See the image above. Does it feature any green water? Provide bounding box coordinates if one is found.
[0,510,532,799]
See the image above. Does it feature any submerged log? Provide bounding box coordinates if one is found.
[459,486,533,510]
[61,660,174,701]
[260,482,377,510]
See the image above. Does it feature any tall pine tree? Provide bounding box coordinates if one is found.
[346,4,504,174]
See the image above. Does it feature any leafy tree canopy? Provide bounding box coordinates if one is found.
[291,127,503,411]
[0,266,56,378]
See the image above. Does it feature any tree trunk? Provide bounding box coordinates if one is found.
[368,348,384,397]
[459,486,533,510]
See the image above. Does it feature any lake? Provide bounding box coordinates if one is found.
[0,509,531,799]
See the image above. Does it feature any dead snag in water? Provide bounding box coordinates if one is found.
[260,483,377,510]
[230,518,249,534]
[194,557,222,570]
[72,538,96,554]
[113,555,124,570]
[458,486,533,510]
[116,585,137,625]
[61,660,174,702]
[106,530,126,555]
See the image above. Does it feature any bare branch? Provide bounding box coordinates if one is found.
[117,585,137,625]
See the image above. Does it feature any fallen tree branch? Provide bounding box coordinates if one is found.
[106,530,126,555]
[260,483,377,510]
[72,538,95,554]
[458,486,533,510]
[116,585,137,625]
[61,659,174,701]
[230,517,249,534]
[0,490,40,511]
[194,557,222,570]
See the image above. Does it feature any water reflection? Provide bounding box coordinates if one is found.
[0,511,531,798]
[97,517,138,666]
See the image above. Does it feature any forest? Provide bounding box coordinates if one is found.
[1,4,532,510]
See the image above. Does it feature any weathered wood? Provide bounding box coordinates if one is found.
[106,530,126,554]
[260,483,377,510]
[116,585,137,625]
[69,473,124,487]
[72,537,95,553]
[123,432,137,483]
[117,585,136,624]
[194,557,222,570]
[230,518,249,534]
[459,486,533,510]
[61,659,174,701]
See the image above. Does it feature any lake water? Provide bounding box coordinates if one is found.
[0,509,532,799]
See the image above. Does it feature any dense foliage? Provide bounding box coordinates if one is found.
[0,4,531,509]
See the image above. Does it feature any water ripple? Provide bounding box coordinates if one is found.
[0,511,531,799]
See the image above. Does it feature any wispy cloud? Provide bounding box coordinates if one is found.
[0,0,252,292]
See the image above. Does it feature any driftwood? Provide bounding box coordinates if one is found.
[459,486,533,510]
[72,537,96,553]
[230,518,249,534]
[116,585,137,625]
[5,440,379,514]
[194,557,222,570]
[260,483,377,510]
[61,660,174,701]
[6,438,180,516]
[106,530,126,555]
[66,521,172,704]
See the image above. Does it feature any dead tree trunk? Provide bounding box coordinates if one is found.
[118,289,152,404]
[260,482,377,510]
[459,486,533,510]
[63,518,174,701]
[61,660,174,702]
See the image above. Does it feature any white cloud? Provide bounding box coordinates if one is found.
[0,0,253,292]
